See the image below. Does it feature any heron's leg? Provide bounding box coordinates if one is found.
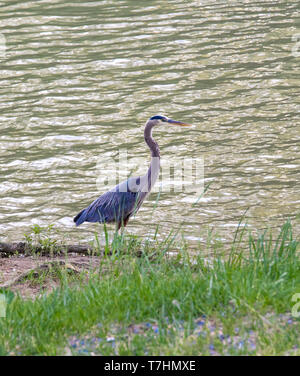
[124,216,130,227]
[116,222,126,245]
[117,216,130,232]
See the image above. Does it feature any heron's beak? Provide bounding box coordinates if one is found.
[167,119,191,126]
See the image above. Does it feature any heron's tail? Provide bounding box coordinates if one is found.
[73,208,87,226]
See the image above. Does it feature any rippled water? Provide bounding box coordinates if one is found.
[0,0,299,244]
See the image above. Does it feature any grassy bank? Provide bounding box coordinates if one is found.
[0,221,299,355]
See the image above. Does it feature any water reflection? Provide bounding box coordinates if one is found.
[0,0,299,244]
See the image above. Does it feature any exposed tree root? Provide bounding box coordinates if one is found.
[0,242,95,257]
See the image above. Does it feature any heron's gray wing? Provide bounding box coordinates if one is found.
[74,190,144,226]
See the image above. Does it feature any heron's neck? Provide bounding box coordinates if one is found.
[144,121,160,158]
[142,120,160,192]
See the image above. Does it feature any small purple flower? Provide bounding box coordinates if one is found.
[237,340,245,349]
[249,342,256,350]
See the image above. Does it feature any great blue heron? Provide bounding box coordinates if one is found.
[74,115,190,230]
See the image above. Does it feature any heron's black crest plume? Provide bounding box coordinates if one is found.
[150,115,167,121]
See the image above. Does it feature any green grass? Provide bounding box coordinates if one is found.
[0,221,299,355]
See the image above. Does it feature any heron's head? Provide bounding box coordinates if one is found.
[149,115,191,127]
